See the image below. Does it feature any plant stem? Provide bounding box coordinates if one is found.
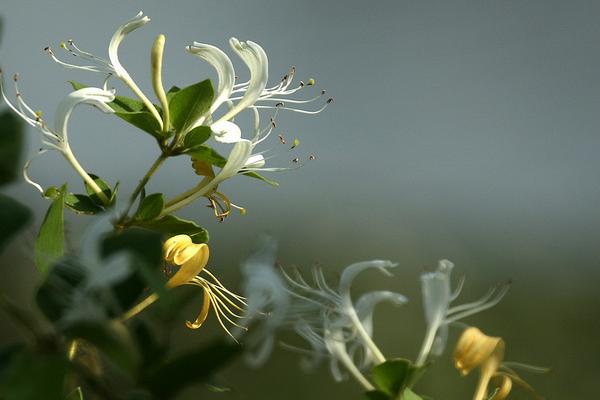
[62,146,110,206]
[121,153,168,219]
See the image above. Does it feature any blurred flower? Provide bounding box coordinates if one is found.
[280,260,406,390]
[122,235,246,340]
[454,327,543,400]
[238,237,290,366]
[0,71,114,203]
[45,11,163,128]
[415,260,509,366]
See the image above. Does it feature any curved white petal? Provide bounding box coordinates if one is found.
[210,120,241,143]
[244,154,265,169]
[187,42,235,114]
[355,291,407,336]
[108,11,150,78]
[338,260,397,303]
[420,259,454,327]
[54,88,115,142]
[217,38,268,122]
[212,139,254,185]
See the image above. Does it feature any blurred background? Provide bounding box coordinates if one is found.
[1,0,599,398]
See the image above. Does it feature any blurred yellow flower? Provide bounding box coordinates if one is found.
[454,327,543,400]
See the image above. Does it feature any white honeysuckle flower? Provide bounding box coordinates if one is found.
[238,237,291,366]
[279,260,406,390]
[0,70,114,198]
[45,11,162,129]
[415,259,510,366]
[186,37,332,144]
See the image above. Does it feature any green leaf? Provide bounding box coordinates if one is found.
[166,86,181,103]
[182,126,212,150]
[63,319,139,373]
[0,110,24,186]
[186,145,227,168]
[84,174,113,207]
[0,194,31,252]
[36,258,86,323]
[371,359,429,399]
[0,349,69,400]
[65,193,103,215]
[69,81,164,140]
[134,193,164,221]
[35,185,66,274]
[115,111,163,140]
[365,390,392,400]
[142,340,240,399]
[243,171,279,187]
[134,215,209,243]
[169,79,213,132]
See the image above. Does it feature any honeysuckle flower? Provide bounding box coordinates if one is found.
[122,235,246,340]
[0,70,114,202]
[454,327,543,400]
[186,38,332,143]
[238,237,291,366]
[45,11,163,129]
[415,260,510,366]
[280,260,407,390]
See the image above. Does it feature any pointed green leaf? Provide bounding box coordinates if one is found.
[114,111,163,140]
[134,193,164,221]
[84,174,113,207]
[186,145,227,168]
[402,389,425,400]
[166,85,181,102]
[0,111,24,186]
[36,258,86,322]
[169,79,213,132]
[65,193,103,215]
[0,194,31,252]
[134,215,209,243]
[35,185,66,274]
[243,171,279,187]
[182,126,212,150]
[372,359,411,397]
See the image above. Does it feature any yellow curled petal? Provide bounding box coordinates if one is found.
[454,327,503,375]
[166,242,210,288]
[186,288,212,329]
[164,234,192,262]
[493,375,512,400]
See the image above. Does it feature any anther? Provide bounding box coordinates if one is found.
[270,118,277,128]
[299,81,305,87]
[292,157,300,163]
[326,97,334,104]
[275,102,284,107]
[291,138,300,149]
[309,155,316,160]
[12,73,19,82]
[43,46,50,52]
[278,134,286,144]
[321,90,326,95]
[307,78,316,86]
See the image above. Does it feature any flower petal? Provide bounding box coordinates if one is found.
[211,120,242,143]
[108,11,150,78]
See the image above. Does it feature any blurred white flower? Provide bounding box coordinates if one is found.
[238,237,290,366]
[415,259,509,366]
[0,71,114,202]
[280,260,406,390]
[45,11,163,128]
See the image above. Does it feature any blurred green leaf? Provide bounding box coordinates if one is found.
[165,86,180,103]
[101,228,167,310]
[169,79,213,133]
[63,320,139,373]
[65,193,103,215]
[0,194,31,252]
[371,359,428,399]
[65,387,84,400]
[84,174,113,207]
[134,193,164,222]
[35,185,66,274]
[134,215,209,243]
[0,111,24,186]
[365,390,392,400]
[182,126,212,150]
[186,145,226,168]
[0,349,69,400]
[36,258,86,323]
[142,340,241,399]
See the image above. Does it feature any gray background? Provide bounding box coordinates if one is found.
[1,0,599,398]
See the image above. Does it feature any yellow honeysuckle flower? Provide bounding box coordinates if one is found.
[122,234,246,340]
[454,327,543,400]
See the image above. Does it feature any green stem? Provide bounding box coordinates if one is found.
[121,153,168,220]
[62,146,110,206]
